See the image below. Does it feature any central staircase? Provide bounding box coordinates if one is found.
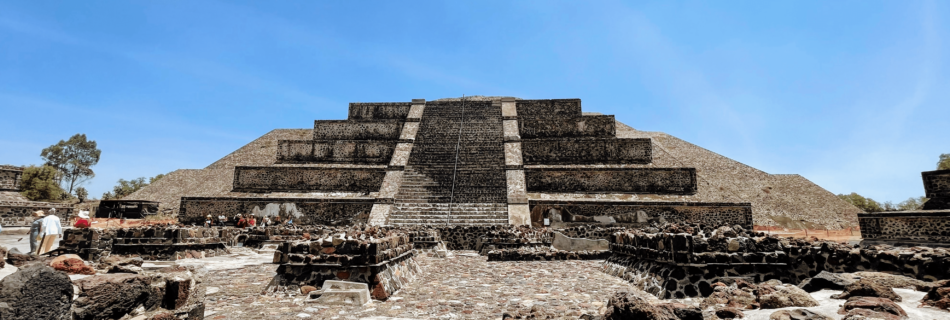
[388,101,509,226]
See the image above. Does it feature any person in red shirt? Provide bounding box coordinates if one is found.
[236,214,247,228]
[249,216,257,227]
[74,211,91,228]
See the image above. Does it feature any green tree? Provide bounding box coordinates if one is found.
[41,134,101,195]
[75,186,88,203]
[837,192,884,213]
[897,196,929,211]
[939,153,950,170]
[149,173,166,184]
[102,177,149,200]
[18,165,64,201]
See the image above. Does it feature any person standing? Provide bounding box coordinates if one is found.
[42,210,63,237]
[217,214,227,227]
[249,216,257,227]
[29,210,45,254]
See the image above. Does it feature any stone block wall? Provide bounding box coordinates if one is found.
[60,228,115,260]
[858,210,950,245]
[110,226,229,260]
[922,169,950,210]
[521,138,652,165]
[232,166,386,193]
[515,99,582,119]
[0,201,72,226]
[179,197,374,225]
[518,115,616,139]
[0,167,21,191]
[348,102,412,120]
[274,231,419,300]
[313,120,404,140]
[524,168,698,194]
[529,201,753,230]
[276,140,397,164]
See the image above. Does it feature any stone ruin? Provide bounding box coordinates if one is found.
[0,164,72,226]
[6,97,950,319]
[859,169,950,247]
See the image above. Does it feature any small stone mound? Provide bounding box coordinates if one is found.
[831,278,902,302]
[768,309,833,320]
[798,271,857,292]
[838,296,907,319]
[920,279,950,310]
[603,290,678,320]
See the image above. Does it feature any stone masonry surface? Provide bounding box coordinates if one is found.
[0,166,22,191]
[313,120,404,141]
[179,197,374,225]
[276,140,397,164]
[520,138,652,165]
[232,166,386,193]
[202,253,629,319]
[525,168,698,194]
[347,102,412,120]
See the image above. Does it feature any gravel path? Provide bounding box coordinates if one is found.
[203,251,633,319]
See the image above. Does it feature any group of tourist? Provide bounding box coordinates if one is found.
[29,209,63,254]
[202,214,294,228]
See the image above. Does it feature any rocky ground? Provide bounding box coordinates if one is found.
[202,251,632,319]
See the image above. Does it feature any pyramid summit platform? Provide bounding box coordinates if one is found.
[127,97,860,229]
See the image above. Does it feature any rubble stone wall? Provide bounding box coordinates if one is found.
[515,99,582,119]
[348,102,412,120]
[521,138,652,165]
[922,169,950,210]
[529,201,753,230]
[274,232,418,300]
[179,197,374,225]
[0,201,72,226]
[524,168,698,194]
[859,211,950,245]
[518,115,616,139]
[232,166,386,193]
[0,168,21,191]
[313,120,404,140]
[276,140,398,164]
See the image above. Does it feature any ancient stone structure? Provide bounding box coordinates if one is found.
[0,165,72,226]
[860,169,950,247]
[125,97,860,229]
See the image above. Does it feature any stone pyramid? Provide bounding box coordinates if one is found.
[127,98,861,229]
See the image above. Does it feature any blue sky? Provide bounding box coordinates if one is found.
[1,1,948,204]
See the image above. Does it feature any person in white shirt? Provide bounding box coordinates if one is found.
[41,210,63,236]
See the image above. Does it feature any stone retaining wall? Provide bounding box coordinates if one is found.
[529,200,753,230]
[0,201,72,226]
[232,166,387,193]
[859,210,950,246]
[515,99,582,119]
[313,120,404,140]
[179,197,374,225]
[524,168,697,194]
[348,102,412,120]
[521,138,652,165]
[518,115,616,139]
[922,169,950,210]
[276,140,397,164]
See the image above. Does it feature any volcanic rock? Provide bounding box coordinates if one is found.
[837,296,906,319]
[0,264,73,320]
[798,271,857,292]
[920,279,950,310]
[72,273,153,320]
[757,284,819,309]
[768,309,832,320]
[603,290,678,320]
[831,278,902,302]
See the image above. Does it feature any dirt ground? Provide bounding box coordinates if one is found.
[202,252,633,320]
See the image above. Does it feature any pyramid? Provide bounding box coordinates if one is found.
[127,98,860,229]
